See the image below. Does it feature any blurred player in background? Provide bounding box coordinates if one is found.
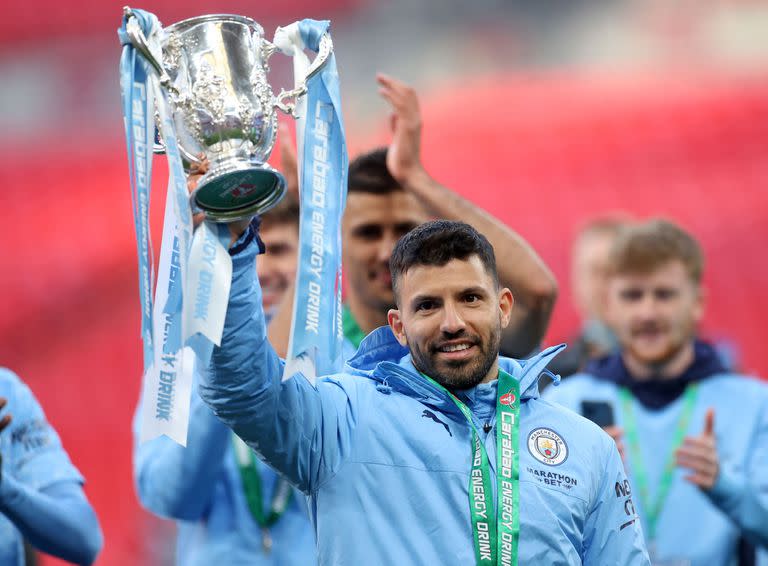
[545,219,768,566]
[548,216,629,379]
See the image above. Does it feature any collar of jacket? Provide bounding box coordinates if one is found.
[344,326,565,421]
[584,339,728,410]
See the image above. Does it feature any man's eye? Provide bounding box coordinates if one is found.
[464,294,479,303]
[395,223,419,238]
[353,225,382,241]
[619,289,643,302]
[655,288,678,301]
[415,301,435,312]
[266,244,290,256]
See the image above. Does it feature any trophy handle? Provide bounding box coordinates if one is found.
[124,7,203,166]
[123,7,178,96]
[270,33,333,117]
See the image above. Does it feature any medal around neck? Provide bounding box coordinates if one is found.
[123,7,332,221]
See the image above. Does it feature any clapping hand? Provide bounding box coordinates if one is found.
[675,408,719,490]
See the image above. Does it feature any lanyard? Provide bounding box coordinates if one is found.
[341,304,366,349]
[232,435,293,552]
[619,383,699,540]
[421,370,520,565]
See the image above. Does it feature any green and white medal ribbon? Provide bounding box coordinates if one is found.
[232,435,293,553]
[619,383,699,542]
[421,370,520,565]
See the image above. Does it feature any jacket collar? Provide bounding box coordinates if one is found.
[584,339,727,410]
[345,326,565,417]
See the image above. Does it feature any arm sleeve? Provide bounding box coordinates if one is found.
[133,377,230,521]
[0,478,102,566]
[197,235,359,494]
[0,371,101,565]
[705,394,768,548]
[582,435,650,565]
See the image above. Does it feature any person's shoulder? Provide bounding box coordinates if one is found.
[542,372,616,404]
[701,372,768,413]
[317,370,381,397]
[705,372,768,392]
[0,367,23,386]
[0,367,38,406]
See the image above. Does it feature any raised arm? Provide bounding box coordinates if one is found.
[377,73,557,356]
[197,230,358,493]
[133,380,231,521]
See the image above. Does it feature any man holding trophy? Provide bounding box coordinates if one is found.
[121,7,649,564]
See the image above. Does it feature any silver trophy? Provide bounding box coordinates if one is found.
[123,7,331,221]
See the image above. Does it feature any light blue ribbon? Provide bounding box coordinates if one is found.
[288,19,348,377]
[119,9,158,373]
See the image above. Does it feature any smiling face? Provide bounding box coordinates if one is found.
[608,260,702,368]
[342,190,428,314]
[388,255,513,390]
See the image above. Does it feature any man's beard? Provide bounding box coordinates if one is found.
[409,322,502,391]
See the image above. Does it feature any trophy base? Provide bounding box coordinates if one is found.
[193,161,287,222]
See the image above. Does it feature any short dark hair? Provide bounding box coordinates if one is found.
[260,192,300,231]
[609,218,704,284]
[390,220,499,302]
[347,147,402,194]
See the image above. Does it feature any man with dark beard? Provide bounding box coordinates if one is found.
[545,219,768,566]
[198,219,649,564]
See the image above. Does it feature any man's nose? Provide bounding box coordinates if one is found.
[440,302,466,334]
[256,256,273,281]
[635,292,660,319]
[376,232,399,263]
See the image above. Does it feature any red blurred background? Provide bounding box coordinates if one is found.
[1,0,767,564]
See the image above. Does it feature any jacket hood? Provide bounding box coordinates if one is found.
[584,339,727,410]
[345,326,565,418]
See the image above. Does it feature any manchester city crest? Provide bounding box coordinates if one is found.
[527,428,568,466]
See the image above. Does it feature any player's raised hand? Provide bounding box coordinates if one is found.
[377,73,426,186]
[187,156,209,229]
[676,408,719,489]
[278,122,300,199]
[187,155,252,246]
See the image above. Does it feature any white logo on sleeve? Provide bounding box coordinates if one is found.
[527,428,568,466]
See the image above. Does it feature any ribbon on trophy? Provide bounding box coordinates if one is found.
[119,9,232,445]
[274,20,348,382]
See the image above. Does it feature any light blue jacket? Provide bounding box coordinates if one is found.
[133,371,316,566]
[544,372,768,566]
[0,369,102,566]
[197,236,650,565]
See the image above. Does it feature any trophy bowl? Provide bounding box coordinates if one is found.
[125,9,332,221]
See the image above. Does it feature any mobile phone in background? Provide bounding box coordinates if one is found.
[580,400,615,428]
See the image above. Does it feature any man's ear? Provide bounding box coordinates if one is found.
[388,309,408,346]
[498,287,514,329]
